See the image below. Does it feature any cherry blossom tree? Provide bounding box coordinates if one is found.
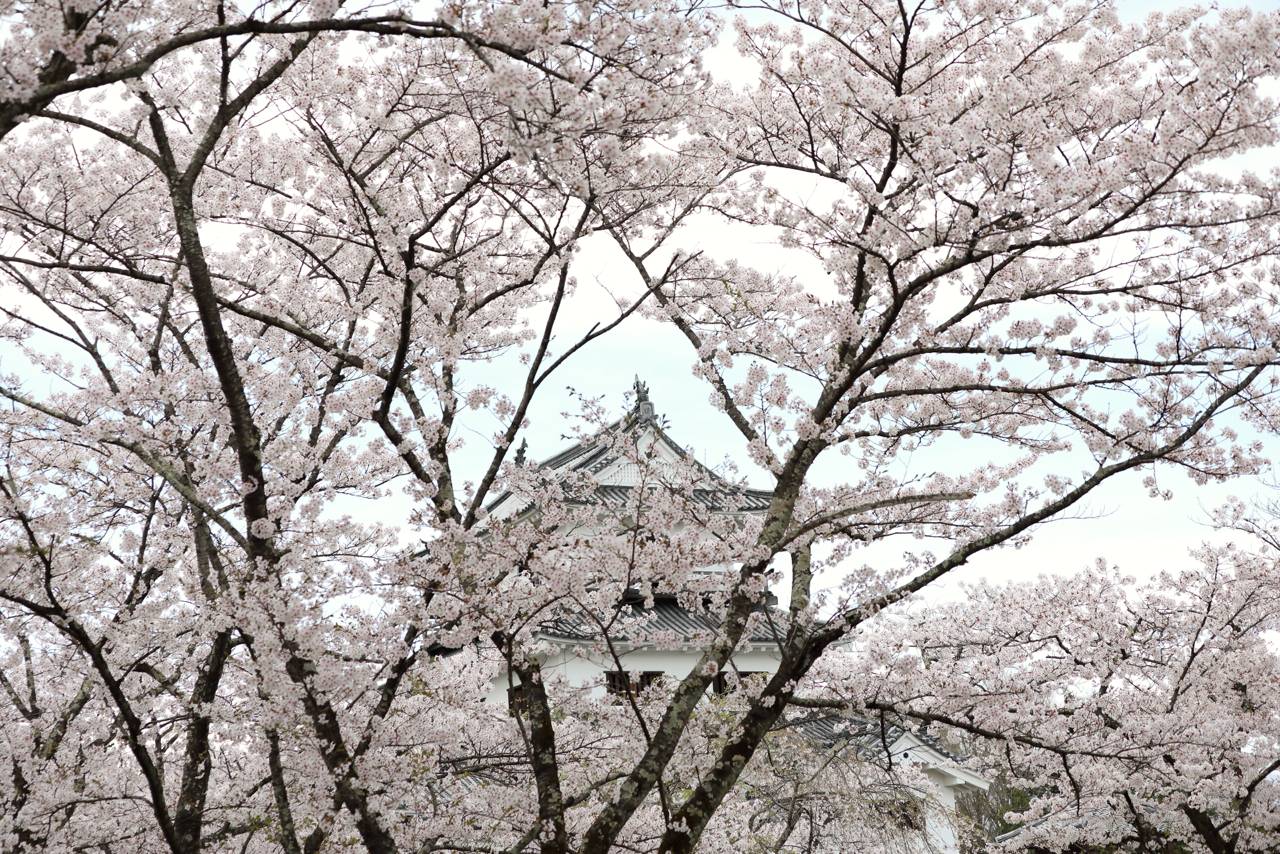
[0,0,637,142]
[828,541,1280,854]
[0,1,1278,852]
[591,2,1280,849]
[0,2,725,851]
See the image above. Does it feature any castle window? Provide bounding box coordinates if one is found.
[507,684,528,716]
[638,671,664,690]
[605,670,666,696]
[712,670,767,695]
[605,670,629,696]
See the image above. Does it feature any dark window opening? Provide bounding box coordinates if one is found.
[604,670,629,696]
[507,684,528,716]
[712,670,767,695]
[638,670,664,690]
[605,670,666,696]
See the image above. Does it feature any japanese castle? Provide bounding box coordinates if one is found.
[482,381,987,852]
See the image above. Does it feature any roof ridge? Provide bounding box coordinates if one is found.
[483,385,771,518]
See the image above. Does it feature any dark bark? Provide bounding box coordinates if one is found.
[509,660,571,854]
[172,630,233,852]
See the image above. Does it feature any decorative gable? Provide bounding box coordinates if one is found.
[485,378,773,520]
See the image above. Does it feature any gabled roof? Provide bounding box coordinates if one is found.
[781,712,988,788]
[485,379,774,520]
[576,485,772,512]
[538,594,785,647]
[781,712,911,754]
[782,712,958,762]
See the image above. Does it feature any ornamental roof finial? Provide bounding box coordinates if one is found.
[632,376,655,422]
[633,375,649,403]
[513,438,528,465]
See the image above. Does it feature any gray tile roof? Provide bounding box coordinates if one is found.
[537,597,786,646]
[571,484,773,512]
[779,712,966,765]
[781,712,907,752]
[486,393,773,518]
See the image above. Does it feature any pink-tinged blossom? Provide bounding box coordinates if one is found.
[0,1,1277,852]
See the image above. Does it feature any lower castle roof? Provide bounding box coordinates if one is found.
[537,595,786,646]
